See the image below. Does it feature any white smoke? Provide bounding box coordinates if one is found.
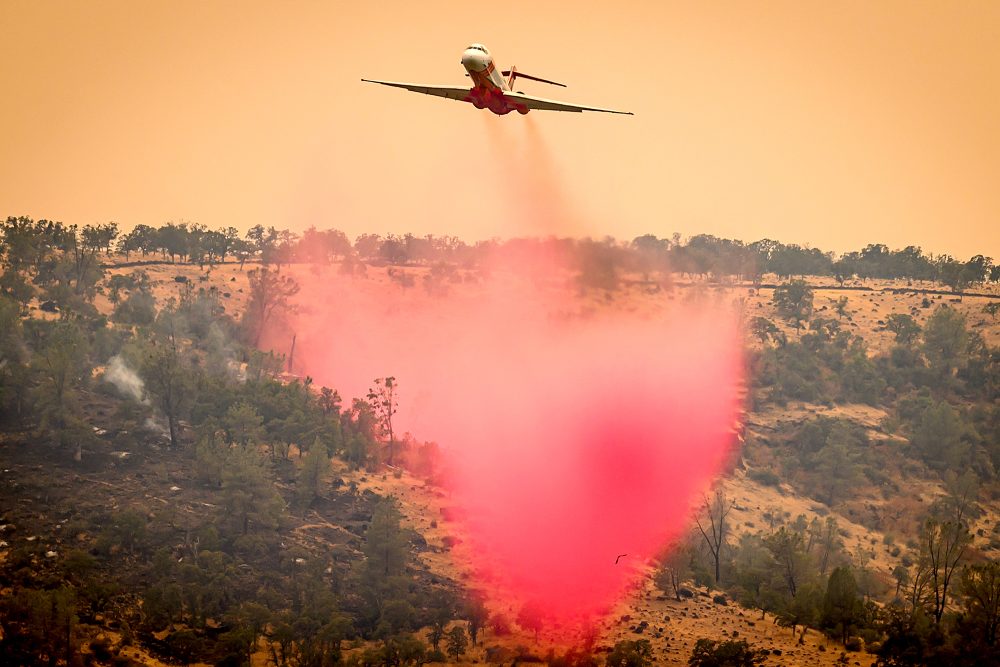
[103,355,147,403]
[144,417,169,438]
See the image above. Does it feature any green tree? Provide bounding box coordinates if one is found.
[296,438,328,507]
[464,595,489,647]
[960,561,1000,647]
[242,267,299,347]
[0,586,80,666]
[223,401,265,449]
[446,625,468,659]
[778,583,823,637]
[367,376,399,466]
[29,321,91,452]
[886,313,921,346]
[378,599,416,638]
[427,588,455,651]
[344,398,378,470]
[750,316,785,347]
[358,496,410,626]
[232,237,255,270]
[0,267,35,312]
[834,296,850,320]
[364,497,407,577]
[812,426,866,505]
[764,528,810,598]
[104,509,149,556]
[730,534,778,614]
[840,346,886,405]
[874,605,938,666]
[772,280,814,332]
[379,634,426,666]
[910,401,968,471]
[222,601,271,665]
[116,225,153,261]
[67,223,111,297]
[221,446,285,535]
[194,433,228,488]
[892,564,910,600]
[822,566,860,644]
[113,288,156,326]
[922,306,968,378]
[0,296,28,418]
[813,516,843,576]
[140,336,191,449]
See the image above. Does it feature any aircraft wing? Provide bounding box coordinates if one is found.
[503,91,633,115]
[361,79,472,103]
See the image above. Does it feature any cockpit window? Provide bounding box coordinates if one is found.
[467,44,488,53]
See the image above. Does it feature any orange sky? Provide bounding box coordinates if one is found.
[1,1,997,258]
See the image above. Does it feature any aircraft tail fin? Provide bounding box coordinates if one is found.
[502,66,566,88]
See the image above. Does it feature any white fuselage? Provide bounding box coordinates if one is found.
[460,44,528,115]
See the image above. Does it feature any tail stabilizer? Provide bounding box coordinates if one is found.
[502,66,566,88]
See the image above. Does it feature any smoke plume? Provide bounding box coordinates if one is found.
[103,354,146,403]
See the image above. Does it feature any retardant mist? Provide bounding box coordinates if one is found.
[272,259,743,637]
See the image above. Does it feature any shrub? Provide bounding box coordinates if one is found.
[607,639,653,666]
[113,290,156,325]
[688,638,767,666]
[748,468,781,487]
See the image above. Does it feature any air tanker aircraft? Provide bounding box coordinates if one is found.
[362,44,633,116]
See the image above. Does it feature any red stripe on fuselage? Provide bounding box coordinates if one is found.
[465,57,516,114]
[468,59,499,92]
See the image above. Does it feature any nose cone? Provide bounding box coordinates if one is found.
[461,49,488,72]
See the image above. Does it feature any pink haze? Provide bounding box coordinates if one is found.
[274,259,743,632]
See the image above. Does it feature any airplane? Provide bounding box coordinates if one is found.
[362,44,633,116]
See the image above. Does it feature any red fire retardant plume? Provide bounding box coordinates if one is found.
[275,266,743,636]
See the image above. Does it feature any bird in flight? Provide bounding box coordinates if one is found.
[615,553,628,564]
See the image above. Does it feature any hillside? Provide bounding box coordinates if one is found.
[1,240,998,666]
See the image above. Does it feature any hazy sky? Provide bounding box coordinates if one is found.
[1,1,997,258]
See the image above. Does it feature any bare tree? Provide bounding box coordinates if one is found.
[921,517,971,624]
[695,489,735,584]
[906,554,934,614]
[915,472,977,623]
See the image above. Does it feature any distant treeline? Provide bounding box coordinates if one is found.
[3,216,998,291]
